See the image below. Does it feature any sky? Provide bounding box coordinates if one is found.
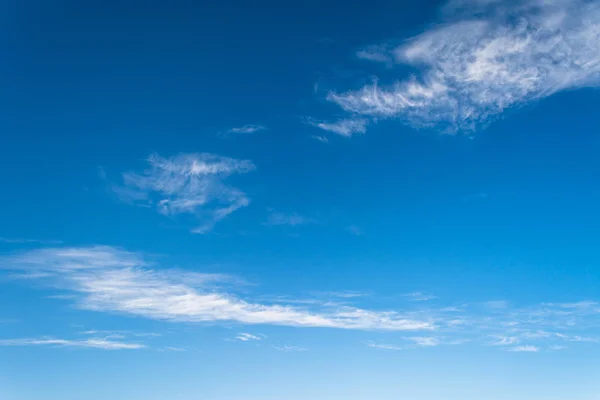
[2,0,600,399]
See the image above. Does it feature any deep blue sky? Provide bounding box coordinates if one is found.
[2,0,600,399]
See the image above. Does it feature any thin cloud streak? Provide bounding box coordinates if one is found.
[5,247,600,350]
[2,246,434,332]
[306,118,368,137]
[0,337,145,350]
[223,124,267,135]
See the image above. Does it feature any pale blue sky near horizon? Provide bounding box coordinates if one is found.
[2,0,600,399]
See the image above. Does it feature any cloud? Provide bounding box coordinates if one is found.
[508,345,540,353]
[222,125,267,135]
[0,238,63,245]
[273,345,307,352]
[406,336,441,347]
[5,246,600,350]
[327,0,600,132]
[356,45,393,66]
[0,337,144,350]
[233,333,264,342]
[306,118,368,137]
[114,153,255,233]
[264,211,317,227]
[490,336,520,346]
[311,135,329,144]
[323,291,366,299]
[403,292,438,302]
[162,346,185,351]
[2,246,433,332]
[365,341,405,351]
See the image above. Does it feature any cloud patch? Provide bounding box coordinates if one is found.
[115,153,255,233]
[306,118,368,137]
[327,0,600,132]
[2,246,434,332]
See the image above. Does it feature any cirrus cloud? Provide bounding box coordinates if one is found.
[326,0,600,132]
[114,153,255,233]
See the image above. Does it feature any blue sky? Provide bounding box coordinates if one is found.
[2,0,600,398]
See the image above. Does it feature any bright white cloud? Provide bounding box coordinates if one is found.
[307,118,368,137]
[115,153,255,233]
[0,337,144,350]
[327,0,600,132]
[2,246,433,332]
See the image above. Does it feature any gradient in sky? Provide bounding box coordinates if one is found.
[2,0,600,399]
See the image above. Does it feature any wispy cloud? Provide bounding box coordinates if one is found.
[233,333,265,342]
[0,238,63,245]
[273,345,307,352]
[403,292,438,302]
[508,345,539,353]
[365,341,405,351]
[6,246,600,350]
[264,211,317,227]
[406,336,441,347]
[222,124,267,136]
[327,0,600,132]
[311,135,329,144]
[2,246,433,332]
[306,117,368,137]
[0,337,145,350]
[356,45,393,66]
[114,153,255,233]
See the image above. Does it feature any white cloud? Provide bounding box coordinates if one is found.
[234,333,264,342]
[365,341,404,351]
[311,135,329,144]
[0,237,63,245]
[306,118,368,137]
[273,345,307,352]
[356,45,393,66]
[406,336,440,347]
[115,153,255,233]
[403,292,438,302]
[264,211,316,227]
[2,246,434,332]
[0,337,144,350]
[6,246,600,350]
[508,345,540,353]
[327,0,600,132]
[222,124,267,136]
[161,346,185,352]
[490,336,520,346]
